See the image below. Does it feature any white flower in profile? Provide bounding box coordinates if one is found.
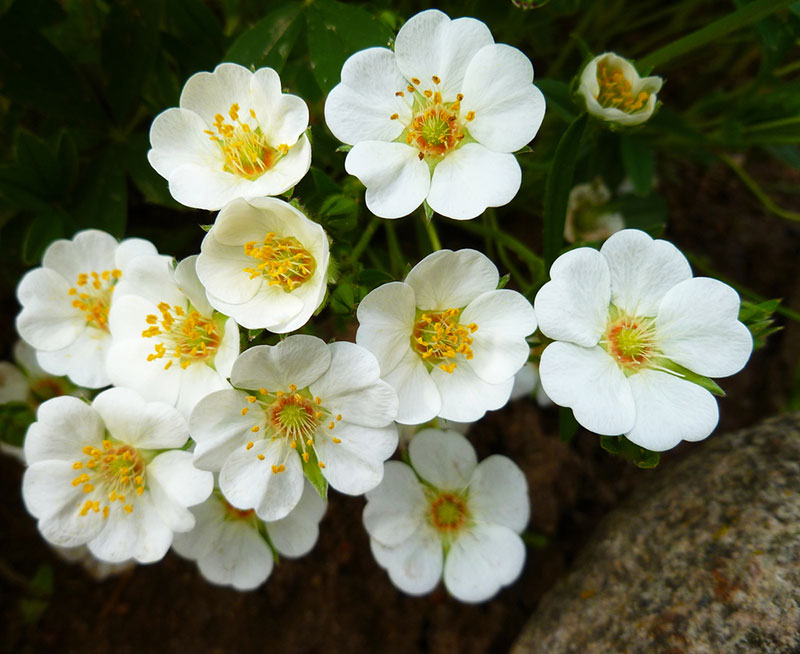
[364,429,529,603]
[563,178,625,244]
[578,53,663,127]
[356,249,537,424]
[172,480,326,591]
[107,255,239,418]
[534,229,753,451]
[15,229,160,389]
[196,197,329,332]
[148,63,311,210]
[189,335,398,521]
[324,9,545,220]
[21,388,213,563]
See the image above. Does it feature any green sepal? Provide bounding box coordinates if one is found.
[739,298,782,350]
[655,358,726,397]
[497,274,510,290]
[423,200,434,223]
[335,144,353,153]
[302,448,329,501]
[199,224,213,232]
[600,435,660,468]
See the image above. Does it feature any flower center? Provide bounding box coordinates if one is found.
[412,308,478,373]
[240,384,343,475]
[223,498,255,521]
[595,59,650,114]
[141,302,222,370]
[601,311,657,373]
[391,75,472,161]
[242,233,316,291]
[71,440,146,519]
[204,103,290,180]
[68,269,121,331]
[427,490,469,534]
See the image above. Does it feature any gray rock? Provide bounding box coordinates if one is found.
[513,413,800,654]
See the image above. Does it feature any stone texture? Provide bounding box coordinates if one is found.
[513,413,800,654]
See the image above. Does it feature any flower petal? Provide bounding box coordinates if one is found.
[539,342,635,435]
[42,229,118,282]
[345,141,430,219]
[24,396,104,465]
[427,144,521,220]
[251,67,309,146]
[267,480,327,558]
[179,63,253,122]
[364,461,427,548]
[431,364,514,423]
[656,277,753,378]
[174,361,231,419]
[16,268,84,351]
[405,249,499,310]
[231,335,331,392]
[190,389,255,471]
[147,108,219,179]
[626,368,719,451]
[533,247,610,347]
[600,229,692,317]
[383,349,441,425]
[174,255,213,316]
[443,524,524,602]
[370,526,443,596]
[147,449,213,508]
[461,44,545,152]
[197,519,273,590]
[408,428,476,489]
[468,455,529,532]
[35,329,111,389]
[356,281,416,376]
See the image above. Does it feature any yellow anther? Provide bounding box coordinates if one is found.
[432,75,441,84]
[407,85,415,93]
[318,461,326,469]
[246,441,254,450]
[123,504,133,514]
[72,461,83,470]
[332,437,341,444]
[251,425,260,433]
[395,91,404,97]
[328,422,335,430]
[247,395,257,403]
[390,113,399,120]
[302,452,309,462]
[423,89,432,98]
[336,414,342,421]
[411,77,421,85]
[259,388,268,395]
[109,491,117,502]
[241,407,249,415]
[289,384,297,392]
[465,111,475,121]
[83,483,94,494]
[103,506,109,519]
[257,454,265,460]
[315,397,321,405]
[136,486,144,496]
[118,495,126,503]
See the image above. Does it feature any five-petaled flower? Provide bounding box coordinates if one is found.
[324,9,546,220]
[364,428,529,602]
[534,229,753,451]
[148,63,311,210]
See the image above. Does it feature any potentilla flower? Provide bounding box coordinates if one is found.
[563,178,625,244]
[534,229,753,451]
[196,197,329,332]
[356,249,537,424]
[172,480,326,591]
[148,63,311,210]
[324,9,545,220]
[15,229,160,389]
[363,429,529,602]
[22,388,213,563]
[107,255,239,418]
[578,53,663,127]
[189,335,398,521]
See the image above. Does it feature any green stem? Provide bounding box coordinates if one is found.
[719,153,800,223]
[349,216,380,264]
[638,0,792,70]
[744,115,800,132]
[424,215,442,252]
[384,221,404,279]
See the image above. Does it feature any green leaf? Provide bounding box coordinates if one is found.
[225,3,303,72]
[119,134,182,209]
[535,79,578,122]
[0,401,35,448]
[305,0,394,93]
[302,447,328,501]
[655,358,726,397]
[164,0,224,72]
[22,208,67,265]
[543,113,588,267]
[358,268,394,289]
[600,435,660,468]
[619,134,654,196]
[74,149,128,237]
[558,406,580,443]
[739,298,782,349]
[330,283,356,314]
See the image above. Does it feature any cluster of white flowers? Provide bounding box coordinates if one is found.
[9,8,754,602]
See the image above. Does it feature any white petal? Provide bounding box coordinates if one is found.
[468,455,529,532]
[114,238,160,269]
[212,317,239,378]
[16,268,84,351]
[384,349,441,425]
[179,63,253,122]
[431,364,514,423]
[364,461,427,547]
[91,493,173,563]
[24,396,104,465]
[443,524,525,602]
[42,229,118,282]
[395,10,494,101]
[356,281,416,376]
[148,450,213,508]
[251,67,309,146]
[267,480,327,558]
[245,134,312,196]
[533,247,611,347]
[171,498,223,559]
[600,229,692,317]
[254,447,304,522]
[35,329,111,389]
[91,387,188,450]
[324,48,410,144]
[206,287,304,332]
[427,144,521,220]
[112,255,183,308]
[190,389,256,471]
[174,360,231,419]
[174,256,213,316]
[405,249,498,310]
[370,527,443,596]
[197,520,273,590]
[147,108,219,179]
[197,227,263,305]
[461,44,545,152]
[539,342,635,435]
[218,440,273,509]
[105,334,182,409]
[166,163,247,211]
[231,335,330,392]
[308,341,398,428]
[656,277,753,378]
[626,368,719,451]
[345,141,430,219]
[408,428,476,489]
[461,289,536,384]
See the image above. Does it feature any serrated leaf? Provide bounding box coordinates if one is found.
[225,3,303,72]
[302,447,328,501]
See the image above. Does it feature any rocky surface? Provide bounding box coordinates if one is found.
[512,412,800,654]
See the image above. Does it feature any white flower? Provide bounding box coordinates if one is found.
[356,249,537,424]
[534,229,753,451]
[189,335,398,521]
[15,229,160,389]
[324,9,545,220]
[364,428,529,603]
[578,53,663,127]
[21,388,213,563]
[148,63,311,210]
[172,480,326,591]
[196,197,329,332]
[107,255,240,418]
[509,362,552,408]
[563,178,625,244]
